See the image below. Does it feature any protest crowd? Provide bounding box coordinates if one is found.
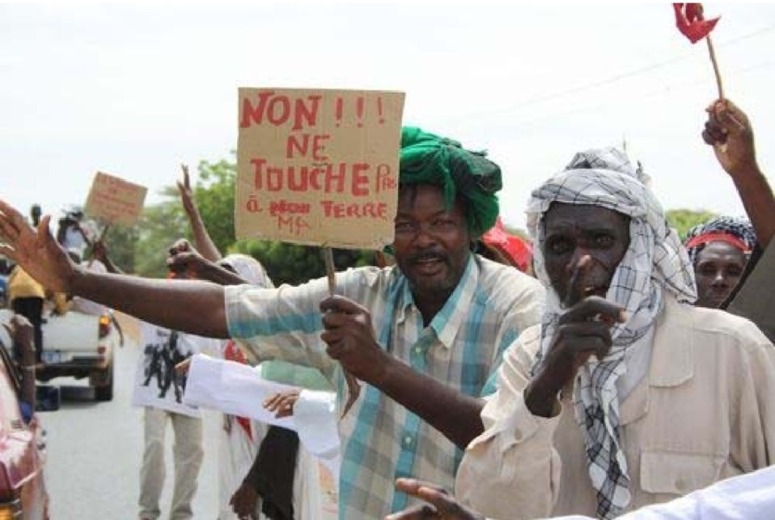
[2,6,775,520]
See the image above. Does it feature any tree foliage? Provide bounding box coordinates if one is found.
[126,154,376,283]
[231,239,376,286]
[102,223,139,273]
[666,208,718,241]
[133,191,189,277]
[193,157,237,254]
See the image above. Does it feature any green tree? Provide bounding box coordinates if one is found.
[133,192,189,277]
[666,209,718,241]
[102,223,140,273]
[130,154,376,283]
[194,156,237,254]
[194,155,376,285]
[231,239,376,286]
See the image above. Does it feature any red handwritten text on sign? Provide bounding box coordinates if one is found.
[236,88,405,248]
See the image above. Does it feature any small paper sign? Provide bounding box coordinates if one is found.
[84,171,148,226]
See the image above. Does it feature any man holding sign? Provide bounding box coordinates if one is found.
[0,122,543,519]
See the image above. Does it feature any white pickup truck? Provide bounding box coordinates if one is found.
[38,309,121,401]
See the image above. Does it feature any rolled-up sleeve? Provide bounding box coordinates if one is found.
[224,276,337,377]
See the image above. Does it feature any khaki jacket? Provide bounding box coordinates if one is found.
[456,297,775,519]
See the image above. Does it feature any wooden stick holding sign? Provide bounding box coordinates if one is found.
[323,246,361,418]
[86,223,111,268]
[236,87,405,418]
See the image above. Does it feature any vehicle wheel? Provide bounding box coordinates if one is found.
[94,358,114,402]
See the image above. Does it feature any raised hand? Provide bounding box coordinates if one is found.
[165,239,208,279]
[177,164,198,217]
[703,99,758,178]
[0,200,77,293]
[319,295,389,385]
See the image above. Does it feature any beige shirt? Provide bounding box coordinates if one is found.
[456,297,775,520]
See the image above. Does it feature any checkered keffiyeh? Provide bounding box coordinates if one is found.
[527,148,697,519]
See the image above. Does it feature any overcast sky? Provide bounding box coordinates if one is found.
[3,2,774,232]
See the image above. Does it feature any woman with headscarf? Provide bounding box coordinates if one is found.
[684,216,757,309]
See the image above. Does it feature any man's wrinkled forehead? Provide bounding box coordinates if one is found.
[542,202,630,230]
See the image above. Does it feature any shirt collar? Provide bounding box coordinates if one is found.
[430,254,479,348]
[393,254,479,349]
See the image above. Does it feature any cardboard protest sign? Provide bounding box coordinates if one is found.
[84,171,148,226]
[236,88,405,249]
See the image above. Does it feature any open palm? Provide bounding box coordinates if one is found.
[0,199,77,293]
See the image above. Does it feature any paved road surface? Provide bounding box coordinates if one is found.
[40,314,338,519]
[41,317,220,519]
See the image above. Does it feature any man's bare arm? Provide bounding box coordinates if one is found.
[70,269,229,338]
[178,164,222,262]
[377,357,486,449]
[0,200,229,338]
[320,296,484,448]
[704,99,775,248]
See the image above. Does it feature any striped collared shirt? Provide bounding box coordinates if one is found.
[225,254,544,519]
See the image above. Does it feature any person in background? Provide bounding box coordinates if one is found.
[7,264,45,363]
[684,216,756,308]
[478,217,533,274]
[55,205,92,259]
[176,165,330,520]
[29,204,42,228]
[0,313,37,422]
[701,99,775,342]
[133,248,221,520]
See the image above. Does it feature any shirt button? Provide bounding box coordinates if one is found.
[414,347,422,354]
[404,435,413,446]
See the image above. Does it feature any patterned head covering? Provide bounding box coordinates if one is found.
[399,127,502,238]
[218,254,274,289]
[684,216,756,265]
[527,147,696,519]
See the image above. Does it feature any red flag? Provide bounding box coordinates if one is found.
[673,3,720,44]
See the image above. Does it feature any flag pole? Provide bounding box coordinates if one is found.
[705,35,724,100]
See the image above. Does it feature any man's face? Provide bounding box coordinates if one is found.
[693,241,747,308]
[393,184,472,300]
[542,203,630,305]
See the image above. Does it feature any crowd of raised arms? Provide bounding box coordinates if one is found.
[1,98,775,520]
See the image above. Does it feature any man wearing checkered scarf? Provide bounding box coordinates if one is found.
[455,148,775,520]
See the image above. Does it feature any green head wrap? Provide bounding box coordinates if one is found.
[399,127,502,238]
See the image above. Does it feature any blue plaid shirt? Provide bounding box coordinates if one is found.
[226,254,544,519]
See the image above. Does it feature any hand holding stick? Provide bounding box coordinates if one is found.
[323,246,361,418]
